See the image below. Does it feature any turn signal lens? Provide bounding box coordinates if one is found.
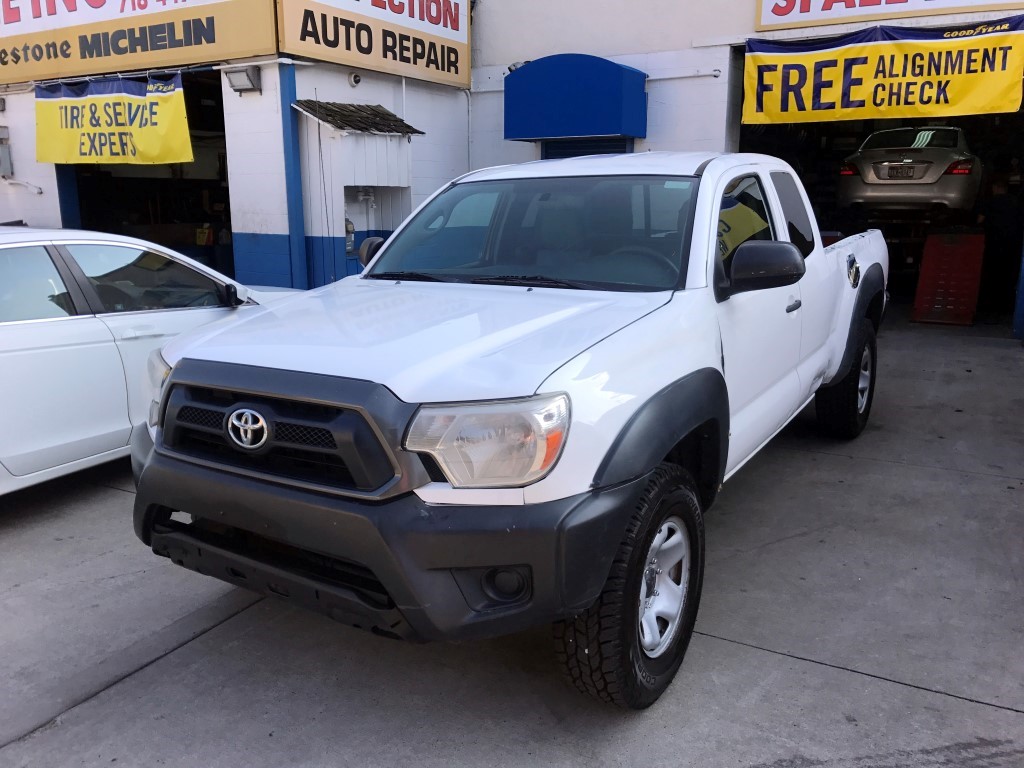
[945,160,974,175]
[405,394,570,488]
[146,349,173,429]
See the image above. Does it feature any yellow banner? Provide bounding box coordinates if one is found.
[744,16,1024,123]
[757,0,1024,32]
[0,0,276,86]
[36,74,193,164]
[278,0,471,88]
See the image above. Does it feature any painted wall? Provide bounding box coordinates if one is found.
[220,62,294,287]
[467,0,1023,167]
[295,63,470,206]
[403,78,472,207]
[471,0,1023,65]
[294,62,469,284]
[469,0,745,166]
[0,90,62,227]
[298,117,413,282]
[471,0,749,67]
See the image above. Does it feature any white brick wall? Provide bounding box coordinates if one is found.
[0,90,61,227]
[221,63,290,238]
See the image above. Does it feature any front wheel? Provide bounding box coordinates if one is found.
[815,318,877,439]
[553,463,705,709]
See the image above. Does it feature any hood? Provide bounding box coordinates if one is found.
[163,278,670,403]
[247,286,305,305]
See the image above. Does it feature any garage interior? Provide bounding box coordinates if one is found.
[739,87,1024,328]
[66,71,234,277]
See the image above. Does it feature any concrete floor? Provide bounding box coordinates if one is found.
[1,311,1022,768]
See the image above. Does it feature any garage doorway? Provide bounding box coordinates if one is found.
[65,71,234,277]
[739,81,1024,324]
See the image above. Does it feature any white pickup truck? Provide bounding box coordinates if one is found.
[133,152,888,709]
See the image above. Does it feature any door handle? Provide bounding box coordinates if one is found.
[786,299,802,313]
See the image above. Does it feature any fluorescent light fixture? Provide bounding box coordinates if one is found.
[225,66,261,94]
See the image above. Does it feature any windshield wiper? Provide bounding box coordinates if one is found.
[364,271,451,283]
[470,275,587,289]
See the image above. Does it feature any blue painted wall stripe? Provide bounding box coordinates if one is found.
[233,233,292,287]
[279,63,309,289]
[305,231,388,286]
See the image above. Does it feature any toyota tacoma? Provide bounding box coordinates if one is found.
[133,152,888,709]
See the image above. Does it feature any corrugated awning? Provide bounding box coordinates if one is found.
[293,101,424,135]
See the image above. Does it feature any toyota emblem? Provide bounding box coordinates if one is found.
[227,408,269,450]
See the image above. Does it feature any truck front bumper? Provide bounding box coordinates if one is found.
[132,428,647,642]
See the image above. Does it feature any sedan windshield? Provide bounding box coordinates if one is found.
[365,175,699,291]
[861,128,959,151]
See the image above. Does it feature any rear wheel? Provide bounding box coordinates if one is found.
[553,463,705,709]
[815,318,877,439]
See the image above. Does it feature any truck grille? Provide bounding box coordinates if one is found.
[161,384,395,495]
[177,405,224,431]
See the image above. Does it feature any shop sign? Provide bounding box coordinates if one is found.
[278,0,470,88]
[743,15,1024,124]
[0,0,277,86]
[757,0,1024,32]
[35,73,193,164]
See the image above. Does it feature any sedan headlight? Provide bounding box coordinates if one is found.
[405,394,570,488]
[146,349,172,428]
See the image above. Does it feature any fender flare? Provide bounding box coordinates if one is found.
[592,368,729,495]
[826,262,885,387]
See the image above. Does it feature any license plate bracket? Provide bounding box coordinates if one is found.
[888,166,916,179]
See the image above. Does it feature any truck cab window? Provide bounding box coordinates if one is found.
[716,175,774,271]
[771,172,817,258]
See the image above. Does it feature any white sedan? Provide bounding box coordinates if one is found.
[0,228,299,496]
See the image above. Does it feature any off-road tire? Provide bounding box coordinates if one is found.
[553,463,705,709]
[815,318,877,439]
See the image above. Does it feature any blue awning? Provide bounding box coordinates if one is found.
[504,54,648,142]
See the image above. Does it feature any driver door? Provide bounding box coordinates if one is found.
[59,242,234,430]
[713,173,804,475]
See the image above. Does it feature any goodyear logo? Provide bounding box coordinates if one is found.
[944,22,1012,38]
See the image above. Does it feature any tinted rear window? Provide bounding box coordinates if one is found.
[861,129,959,150]
[770,172,816,259]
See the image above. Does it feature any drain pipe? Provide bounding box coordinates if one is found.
[645,69,722,83]
[463,87,472,172]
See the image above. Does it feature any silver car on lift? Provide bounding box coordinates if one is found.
[838,127,983,213]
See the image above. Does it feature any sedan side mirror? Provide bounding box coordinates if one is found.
[723,241,805,298]
[358,237,385,267]
[221,284,246,309]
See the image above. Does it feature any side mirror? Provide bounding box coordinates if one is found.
[723,241,805,298]
[358,236,385,267]
[222,283,246,308]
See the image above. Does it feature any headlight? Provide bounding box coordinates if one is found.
[405,393,570,488]
[146,349,172,428]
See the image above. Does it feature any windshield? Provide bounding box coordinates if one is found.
[365,175,699,291]
[861,128,960,151]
